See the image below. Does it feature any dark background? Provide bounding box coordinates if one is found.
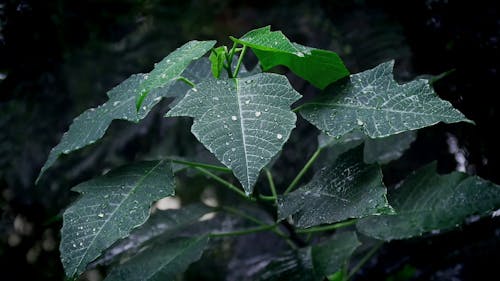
[1,0,499,280]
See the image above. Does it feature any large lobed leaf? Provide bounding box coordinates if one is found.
[232,26,349,89]
[278,147,393,228]
[105,236,209,281]
[60,161,175,277]
[357,162,500,240]
[166,73,301,194]
[299,60,470,139]
[37,40,215,182]
[259,231,360,281]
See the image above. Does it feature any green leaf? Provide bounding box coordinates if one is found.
[105,236,209,281]
[357,162,500,240]
[299,60,470,139]
[209,46,227,78]
[60,160,175,277]
[166,73,301,194]
[260,231,360,281]
[318,130,417,164]
[96,204,212,265]
[232,26,349,89]
[278,147,393,228]
[37,40,215,183]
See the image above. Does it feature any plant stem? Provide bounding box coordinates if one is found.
[226,42,238,77]
[284,147,323,194]
[168,158,231,173]
[233,45,247,78]
[209,224,276,238]
[194,167,253,201]
[265,168,278,201]
[258,194,276,202]
[347,241,384,280]
[177,76,196,87]
[295,219,357,234]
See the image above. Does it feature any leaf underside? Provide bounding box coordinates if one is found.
[233,26,349,89]
[278,147,393,228]
[357,162,500,240]
[166,73,301,194]
[37,40,215,183]
[60,161,175,277]
[299,60,470,139]
[259,231,360,281]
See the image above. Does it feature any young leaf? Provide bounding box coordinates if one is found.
[278,147,393,228]
[232,26,349,89]
[36,40,216,183]
[166,73,301,194]
[318,130,417,164]
[209,46,227,78]
[60,161,175,278]
[260,232,360,281]
[299,60,470,139]
[105,236,209,281]
[357,163,500,241]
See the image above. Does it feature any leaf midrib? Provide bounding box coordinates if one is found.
[72,160,165,276]
[234,78,251,192]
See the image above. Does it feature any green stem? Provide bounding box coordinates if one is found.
[194,167,253,201]
[225,42,238,77]
[295,219,357,234]
[233,45,247,78]
[265,168,278,201]
[284,147,323,194]
[347,241,384,280]
[258,194,276,202]
[168,158,231,173]
[177,76,196,87]
[209,224,276,237]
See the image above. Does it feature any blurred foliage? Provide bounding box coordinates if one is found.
[0,0,499,280]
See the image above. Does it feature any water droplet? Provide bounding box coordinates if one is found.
[231,148,236,152]
[255,111,261,117]
[166,59,171,63]
[98,213,104,218]
[153,97,161,102]
[161,74,166,79]
[231,116,237,121]
[357,119,364,126]
[79,242,83,246]
[277,134,283,139]
[225,142,229,145]
[213,97,219,101]
[63,150,70,154]
[217,114,221,118]
[72,243,77,248]
[228,158,232,162]
[144,74,149,80]
[192,88,198,92]
[245,79,253,84]
[113,101,120,106]
[224,125,228,129]
[142,106,146,111]
[245,100,250,104]
[92,228,96,232]
[264,108,269,112]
